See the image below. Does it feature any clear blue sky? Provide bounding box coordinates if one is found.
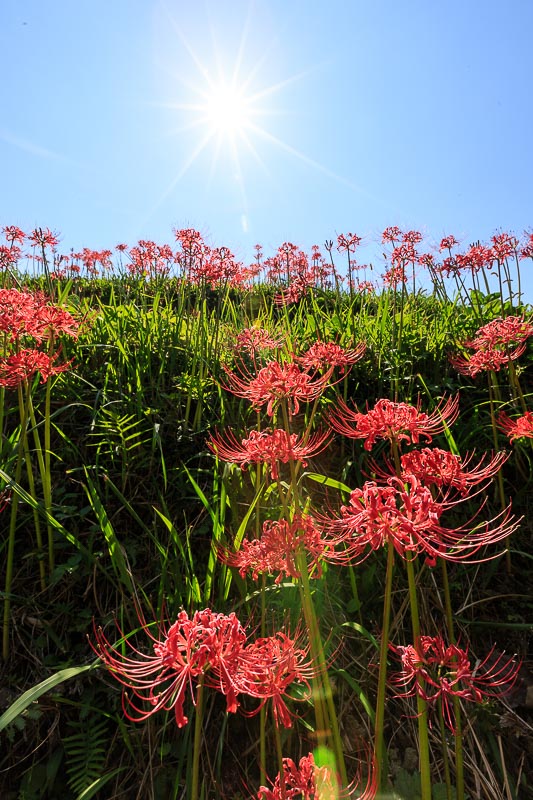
[2,0,533,296]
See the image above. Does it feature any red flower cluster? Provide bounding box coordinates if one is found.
[497,410,533,441]
[234,327,285,354]
[326,473,518,566]
[207,427,332,480]
[451,316,533,377]
[220,515,345,583]
[328,396,459,451]
[93,608,313,729]
[0,288,79,388]
[223,360,333,417]
[390,635,521,733]
[398,447,508,496]
[0,288,79,343]
[297,341,366,374]
[0,349,72,389]
[257,751,376,800]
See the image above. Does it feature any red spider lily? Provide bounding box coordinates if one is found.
[397,447,509,496]
[382,264,408,288]
[235,630,315,728]
[0,288,79,342]
[324,474,519,566]
[223,360,334,417]
[491,232,519,261]
[219,515,348,583]
[274,279,309,306]
[207,428,332,480]
[234,327,285,354]
[497,410,533,441]
[390,635,521,733]
[296,341,366,374]
[2,225,25,245]
[519,231,533,260]
[24,304,80,341]
[0,348,72,389]
[328,395,459,451]
[337,232,362,253]
[465,316,533,350]
[92,608,247,728]
[257,750,376,800]
[439,235,459,251]
[450,343,527,377]
[28,227,60,248]
[382,226,402,244]
[456,243,494,273]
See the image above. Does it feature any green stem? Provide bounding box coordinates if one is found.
[191,673,205,800]
[441,561,465,800]
[374,541,395,793]
[2,384,29,660]
[405,554,432,800]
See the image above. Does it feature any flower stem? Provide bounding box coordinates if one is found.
[191,673,205,800]
[374,540,395,793]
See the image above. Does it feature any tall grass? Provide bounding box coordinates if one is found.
[1,225,532,799]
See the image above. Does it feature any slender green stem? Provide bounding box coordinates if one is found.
[405,554,432,800]
[374,540,395,793]
[441,560,465,800]
[2,384,29,660]
[191,673,205,800]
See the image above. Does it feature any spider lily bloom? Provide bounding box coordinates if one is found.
[257,750,377,800]
[449,343,527,377]
[325,474,519,566]
[207,428,332,480]
[219,515,347,584]
[0,348,72,389]
[234,327,285,355]
[296,341,366,374]
[397,447,509,496]
[2,225,26,245]
[465,316,533,350]
[328,395,459,451]
[222,360,334,417]
[24,304,80,342]
[497,410,533,442]
[92,608,247,728]
[235,630,315,728]
[390,635,521,733]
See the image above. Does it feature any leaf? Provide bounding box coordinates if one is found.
[0,664,97,732]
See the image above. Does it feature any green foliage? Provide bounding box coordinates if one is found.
[1,273,531,799]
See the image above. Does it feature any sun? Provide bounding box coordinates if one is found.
[203,82,252,137]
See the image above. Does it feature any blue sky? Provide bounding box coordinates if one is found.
[2,0,533,295]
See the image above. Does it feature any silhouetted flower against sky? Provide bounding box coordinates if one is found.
[497,410,533,441]
[390,635,521,733]
[223,359,333,416]
[207,427,332,480]
[328,396,459,450]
